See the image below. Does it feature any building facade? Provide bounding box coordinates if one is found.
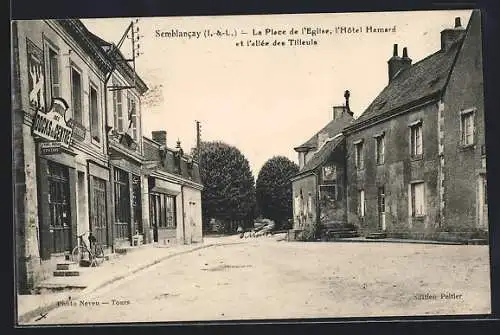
[87,32,151,248]
[291,100,354,239]
[343,11,487,240]
[12,19,114,292]
[12,19,205,293]
[143,131,203,245]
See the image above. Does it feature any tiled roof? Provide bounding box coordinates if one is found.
[347,38,464,129]
[143,137,202,184]
[295,112,354,150]
[296,135,344,176]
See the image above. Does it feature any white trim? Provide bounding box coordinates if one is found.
[459,107,476,115]
[408,119,423,127]
[353,138,364,145]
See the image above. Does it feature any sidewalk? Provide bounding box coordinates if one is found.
[17,237,236,324]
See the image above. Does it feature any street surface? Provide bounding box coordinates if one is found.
[29,237,491,324]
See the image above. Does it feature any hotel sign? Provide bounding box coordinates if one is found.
[32,97,73,148]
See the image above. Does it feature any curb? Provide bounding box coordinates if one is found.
[322,238,465,246]
[18,242,222,324]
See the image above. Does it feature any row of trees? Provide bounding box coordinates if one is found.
[199,141,299,233]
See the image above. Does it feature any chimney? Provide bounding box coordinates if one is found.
[152,130,167,147]
[440,16,465,51]
[332,90,354,120]
[344,90,353,116]
[387,44,412,83]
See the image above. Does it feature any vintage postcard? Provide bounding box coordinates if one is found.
[12,9,491,325]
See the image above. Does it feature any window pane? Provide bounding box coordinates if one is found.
[116,91,123,131]
[71,69,82,123]
[90,87,100,141]
[49,50,59,98]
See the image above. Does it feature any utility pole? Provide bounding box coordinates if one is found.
[195,120,201,162]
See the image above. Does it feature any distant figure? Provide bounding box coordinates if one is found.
[237,225,244,238]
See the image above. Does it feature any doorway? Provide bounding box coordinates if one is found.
[90,176,108,246]
[378,186,386,231]
[47,161,72,253]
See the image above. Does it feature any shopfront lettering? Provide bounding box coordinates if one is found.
[31,97,73,148]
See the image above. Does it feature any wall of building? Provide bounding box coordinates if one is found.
[183,186,203,243]
[13,20,112,291]
[442,12,487,234]
[291,174,317,231]
[346,102,440,237]
[318,157,348,228]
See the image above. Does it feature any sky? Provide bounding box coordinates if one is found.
[81,9,472,177]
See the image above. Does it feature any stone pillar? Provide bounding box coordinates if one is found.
[141,175,151,244]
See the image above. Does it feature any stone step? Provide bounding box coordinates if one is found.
[366,232,388,239]
[56,262,78,271]
[327,230,360,238]
[53,270,80,277]
[467,238,488,245]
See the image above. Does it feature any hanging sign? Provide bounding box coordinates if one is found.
[32,97,73,148]
[26,39,46,113]
[40,141,62,155]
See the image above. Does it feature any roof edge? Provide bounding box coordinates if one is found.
[344,92,441,135]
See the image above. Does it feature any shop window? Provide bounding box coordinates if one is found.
[150,193,177,229]
[47,161,71,253]
[113,168,130,239]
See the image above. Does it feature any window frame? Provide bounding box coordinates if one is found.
[460,109,476,147]
[89,81,101,144]
[409,181,426,217]
[70,63,84,125]
[150,192,177,229]
[354,139,365,170]
[44,41,61,103]
[358,189,365,217]
[374,132,385,165]
[409,121,423,159]
[112,79,124,132]
[113,168,130,225]
[128,92,138,140]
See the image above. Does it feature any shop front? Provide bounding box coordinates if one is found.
[110,153,146,248]
[87,161,112,248]
[148,176,181,245]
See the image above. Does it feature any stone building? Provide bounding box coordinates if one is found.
[12,19,114,292]
[343,10,487,240]
[143,131,203,245]
[291,94,354,239]
[86,31,150,248]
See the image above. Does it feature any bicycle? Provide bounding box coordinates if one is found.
[71,231,105,267]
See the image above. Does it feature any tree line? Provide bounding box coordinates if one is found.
[199,141,299,234]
